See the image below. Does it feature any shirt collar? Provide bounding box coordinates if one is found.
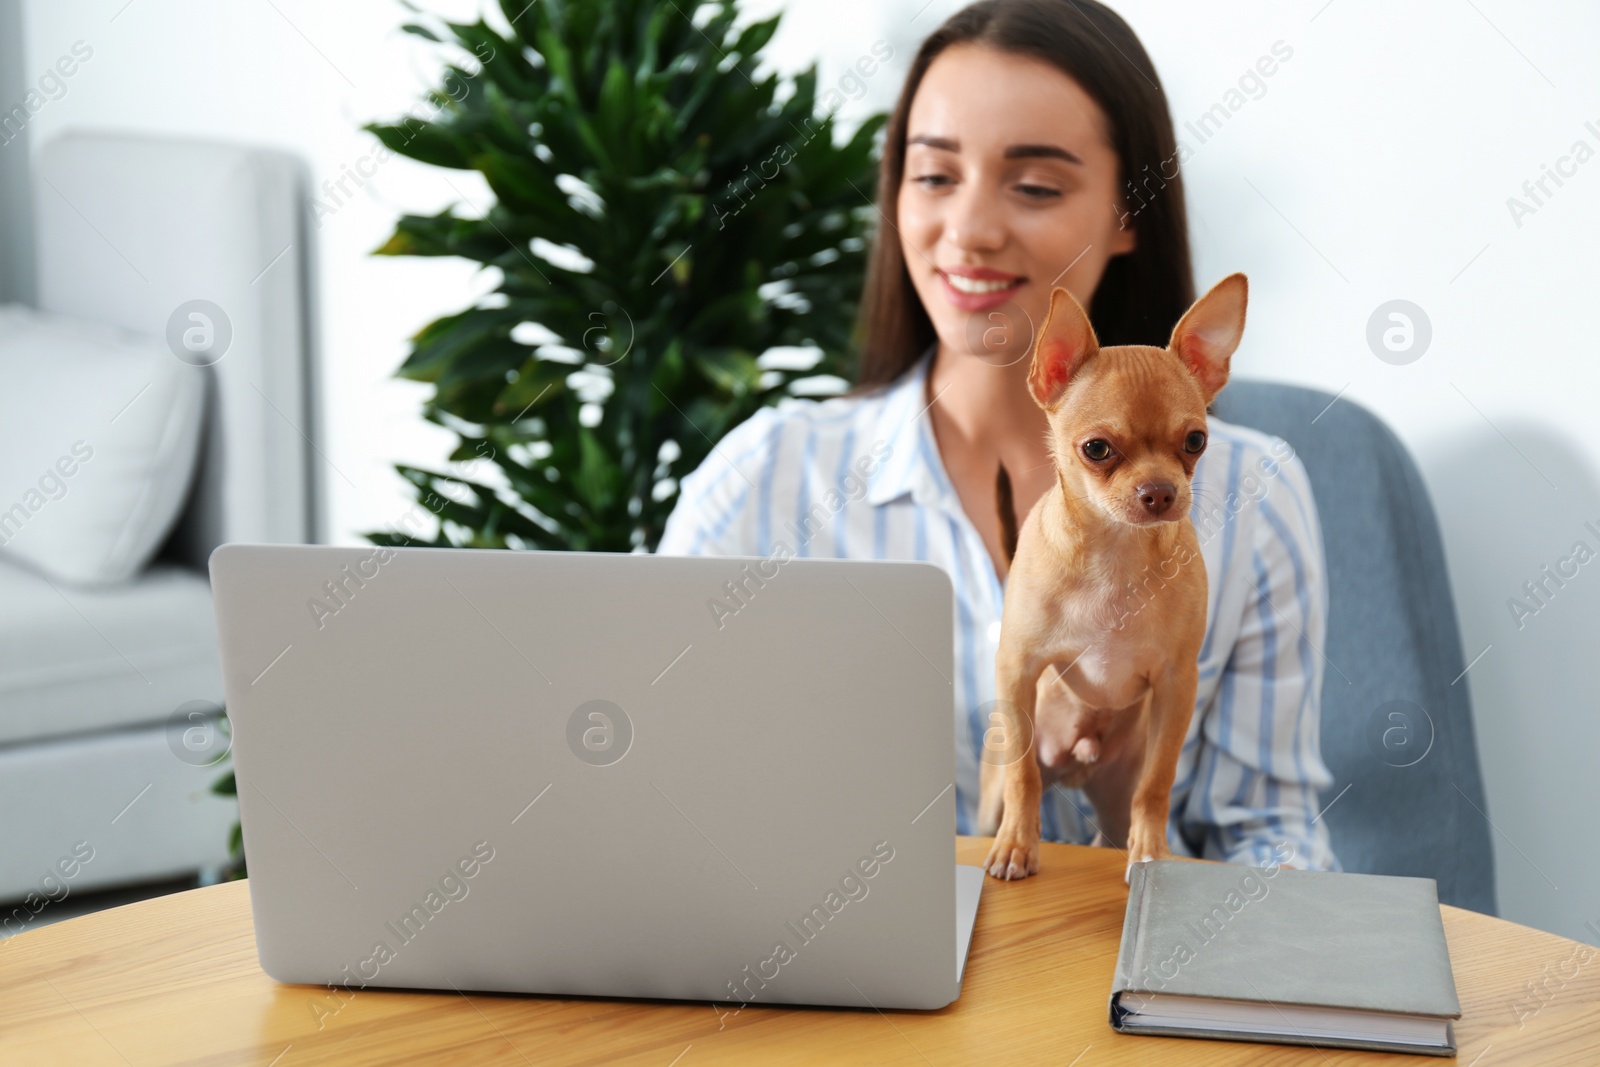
[865,344,958,510]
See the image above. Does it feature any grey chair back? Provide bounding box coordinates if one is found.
[1211,381,1497,914]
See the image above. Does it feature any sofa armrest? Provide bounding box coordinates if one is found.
[34,130,320,566]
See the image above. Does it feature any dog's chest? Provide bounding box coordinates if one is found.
[1055,629,1153,709]
[1045,573,1164,710]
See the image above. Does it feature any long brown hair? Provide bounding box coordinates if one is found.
[855,0,1194,387]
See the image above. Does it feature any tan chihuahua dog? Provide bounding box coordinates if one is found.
[978,273,1247,882]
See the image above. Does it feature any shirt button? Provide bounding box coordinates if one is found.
[986,621,1001,644]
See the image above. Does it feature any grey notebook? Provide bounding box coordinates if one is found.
[1111,860,1461,1056]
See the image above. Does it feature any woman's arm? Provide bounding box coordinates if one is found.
[1179,447,1341,871]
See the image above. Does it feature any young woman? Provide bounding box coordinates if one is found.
[658,0,1338,870]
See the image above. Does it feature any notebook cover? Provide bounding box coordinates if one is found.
[1109,860,1460,1056]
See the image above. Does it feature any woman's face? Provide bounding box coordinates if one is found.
[897,43,1136,367]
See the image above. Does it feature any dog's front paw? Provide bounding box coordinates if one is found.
[984,819,1040,881]
[1122,822,1171,884]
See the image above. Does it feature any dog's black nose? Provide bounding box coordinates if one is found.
[1136,480,1176,517]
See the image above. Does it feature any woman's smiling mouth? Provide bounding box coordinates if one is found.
[938,266,1026,311]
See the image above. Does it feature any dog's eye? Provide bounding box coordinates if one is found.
[1082,439,1112,461]
[1184,431,1207,454]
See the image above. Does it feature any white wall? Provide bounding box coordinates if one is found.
[16,0,1599,943]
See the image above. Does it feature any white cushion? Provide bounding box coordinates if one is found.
[0,557,222,746]
[0,305,205,585]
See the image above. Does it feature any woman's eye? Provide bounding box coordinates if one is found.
[1184,431,1207,454]
[911,174,953,189]
[1016,183,1061,200]
[1082,439,1112,461]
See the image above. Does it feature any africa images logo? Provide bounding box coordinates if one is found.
[308,841,496,1029]
[715,839,895,1027]
[705,440,892,630]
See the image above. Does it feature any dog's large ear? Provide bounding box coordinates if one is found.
[1028,287,1099,410]
[1168,273,1246,403]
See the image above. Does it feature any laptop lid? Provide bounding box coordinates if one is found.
[210,545,965,1010]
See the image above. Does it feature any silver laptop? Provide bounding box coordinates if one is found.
[210,544,984,1010]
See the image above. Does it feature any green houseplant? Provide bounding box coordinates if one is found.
[212,0,888,875]
[366,0,887,553]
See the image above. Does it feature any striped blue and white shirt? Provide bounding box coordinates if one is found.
[657,349,1339,871]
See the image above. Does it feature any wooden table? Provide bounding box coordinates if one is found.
[2,838,1596,1065]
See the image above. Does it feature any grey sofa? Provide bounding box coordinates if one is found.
[0,131,318,903]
